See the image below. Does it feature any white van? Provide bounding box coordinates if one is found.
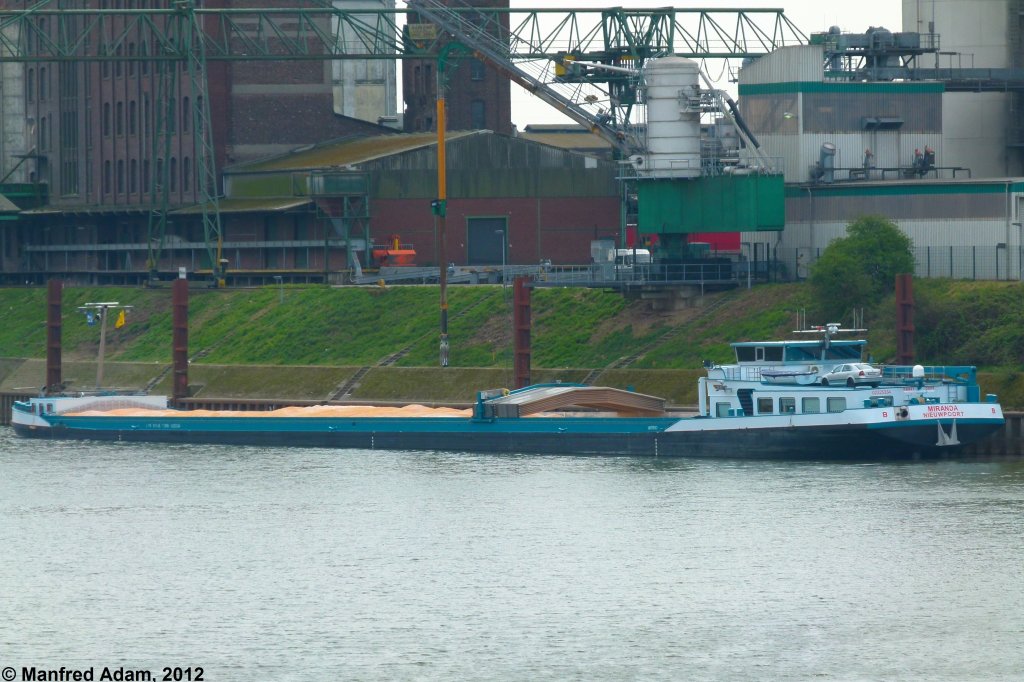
[613,248,652,267]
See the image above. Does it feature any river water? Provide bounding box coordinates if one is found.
[2,428,1023,681]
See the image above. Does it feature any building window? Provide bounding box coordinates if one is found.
[757,397,774,414]
[27,69,34,102]
[129,101,137,135]
[39,67,47,100]
[116,102,124,135]
[470,58,485,81]
[470,99,486,129]
[182,157,191,192]
[103,160,112,194]
[143,159,150,192]
[182,97,190,133]
[103,103,111,136]
[170,157,178,192]
[130,159,138,193]
[117,159,125,193]
[143,95,150,137]
[39,116,47,151]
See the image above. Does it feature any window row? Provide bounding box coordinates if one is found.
[102,157,192,196]
[103,97,194,137]
[715,396,848,417]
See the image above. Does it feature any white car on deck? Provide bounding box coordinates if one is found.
[819,362,882,387]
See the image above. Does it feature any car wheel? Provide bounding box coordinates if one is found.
[820,378,829,386]
[847,378,856,387]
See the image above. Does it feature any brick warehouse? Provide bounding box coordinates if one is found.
[0,0,618,285]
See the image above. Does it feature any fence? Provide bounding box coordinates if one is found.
[772,245,1024,282]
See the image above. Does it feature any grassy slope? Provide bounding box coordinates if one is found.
[1,281,1022,406]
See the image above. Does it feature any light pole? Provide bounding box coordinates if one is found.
[495,228,506,292]
[78,301,132,390]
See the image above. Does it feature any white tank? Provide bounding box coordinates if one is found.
[640,56,701,179]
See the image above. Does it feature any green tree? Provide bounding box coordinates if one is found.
[810,215,915,320]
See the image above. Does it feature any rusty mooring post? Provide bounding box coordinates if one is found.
[45,279,62,394]
[513,276,531,389]
[172,278,189,403]
[896,273,914,365]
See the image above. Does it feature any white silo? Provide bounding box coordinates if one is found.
[639,56,702,179]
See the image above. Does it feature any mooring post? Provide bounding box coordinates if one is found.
[172,277,189,403]
[513,276,531,389]
[45,279,62,395]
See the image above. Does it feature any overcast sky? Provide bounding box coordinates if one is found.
[507,0,905,127]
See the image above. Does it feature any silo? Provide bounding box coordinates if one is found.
[640,56,702,179]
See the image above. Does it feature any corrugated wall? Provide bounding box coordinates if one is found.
[366,134,618,199]
[739,45,825,85]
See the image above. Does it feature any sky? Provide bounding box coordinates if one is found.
[507,0,905,127]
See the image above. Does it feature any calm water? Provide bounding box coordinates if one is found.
[2,428,1023,681]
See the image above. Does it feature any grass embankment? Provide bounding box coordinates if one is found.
[1,281,1022,407]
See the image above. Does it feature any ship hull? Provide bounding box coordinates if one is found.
[12,412,1004,460]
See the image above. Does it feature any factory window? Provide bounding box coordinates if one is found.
[27,70,34,102]
[182,157,191,192]
[129,101,137,135]
[471,99,486,129]
[116,102,124,135]
[470,59,485,81]
[143,95,150,137]
[182,97,190,133]
[168,98,176,133]
[155,158,164,189]
[103,160,111,194]
[757,397,774,414]
[39,117,47,151]
[142,159,150,192]
[130,159,138,194]
[39,67,47,100]
[103,103,111,137]
[170,157,178,192]
[801,397,820,414]
[117,160,125,194]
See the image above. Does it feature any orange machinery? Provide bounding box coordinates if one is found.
[371,235,417,267]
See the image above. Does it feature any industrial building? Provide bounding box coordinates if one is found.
[736,0,1024,281]
[2,0,1024,285]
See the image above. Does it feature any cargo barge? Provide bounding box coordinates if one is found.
[11,328,1005,460]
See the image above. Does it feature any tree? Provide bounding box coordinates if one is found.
[809,215,915,320]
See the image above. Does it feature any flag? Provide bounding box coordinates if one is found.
[115,309,126,329]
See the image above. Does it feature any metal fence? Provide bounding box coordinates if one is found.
[772,245,1024,282]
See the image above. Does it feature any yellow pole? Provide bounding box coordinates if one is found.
[437,66,449,366]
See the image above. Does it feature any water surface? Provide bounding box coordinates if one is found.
[2,429,1022,680]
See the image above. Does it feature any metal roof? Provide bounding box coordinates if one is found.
[171,197,312,215]
[0,193,18,212]
[226,131,483,174]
